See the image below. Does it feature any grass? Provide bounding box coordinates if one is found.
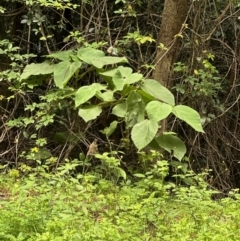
[0,166,240,241]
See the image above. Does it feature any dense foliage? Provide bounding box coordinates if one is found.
[1,161,240,240]
[0,0,205,179]
[1,0,240,239]
[0,0,240,217]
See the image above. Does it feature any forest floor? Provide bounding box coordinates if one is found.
[0,167,240,241]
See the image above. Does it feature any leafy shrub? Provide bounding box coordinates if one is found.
[4,45,204,169]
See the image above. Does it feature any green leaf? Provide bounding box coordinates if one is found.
[117,168,126,180]
[54,60,82,88]
[137,90,155,103]
[54,131,79,144]
[75,86,96,107]
[92,56,128,69]
[23,75,47,89]
[112,103,126,117]
[96,90,115,102]
[172,105,204,132]
[34,148,52,160]
[126,73,142,84]
[133,173,145,178]
[146,101,172,121]
[75,83,106,107]
[100,121,118,137]
[47,50,74,61]
[141,79,175,106]
[112,70,126,91]
[77,47,105,64]
[78,105,102,122]
[147,138,162,150]
[122,85,136,96]
[100,67,119,78]
[169,160,189,174]
[126,91,145,127]
[131,119,158,150]
[21,61,54,80]
[112,66,142,91]
[156,133,186,161]
[92,83,108,91]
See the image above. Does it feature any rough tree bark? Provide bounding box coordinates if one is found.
[154,0,188,89]
[153,0,188,132]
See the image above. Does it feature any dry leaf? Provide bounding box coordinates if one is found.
[86,139,98,156]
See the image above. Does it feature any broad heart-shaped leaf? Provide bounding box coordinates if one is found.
[77,47,105,65]
[99,67,119,78]
[78,105,102,122]
[21,61,54,80]
[112,70,125,91]
[146,101,172,121]
[100,120,118,137]
[96,90,115,102]
[126,91,145,127]
[156,133,186,161]
[112,66,142,91]
[92,56,128,69]
[137,90,155,103]
[47,50,74,61]
[172,105,204,132]
[112,103,126,117]
[98,69,115,89]
[131,119,158,150]
[54,60,82,88]
[141,79,175,106]
[75,83,106,107]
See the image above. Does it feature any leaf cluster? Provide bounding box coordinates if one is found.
[18,47,204,161]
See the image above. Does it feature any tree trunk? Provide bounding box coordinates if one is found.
[154,0,188,89]
[153,0,188,132]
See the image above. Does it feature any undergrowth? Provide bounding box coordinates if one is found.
[0,158,240,241]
